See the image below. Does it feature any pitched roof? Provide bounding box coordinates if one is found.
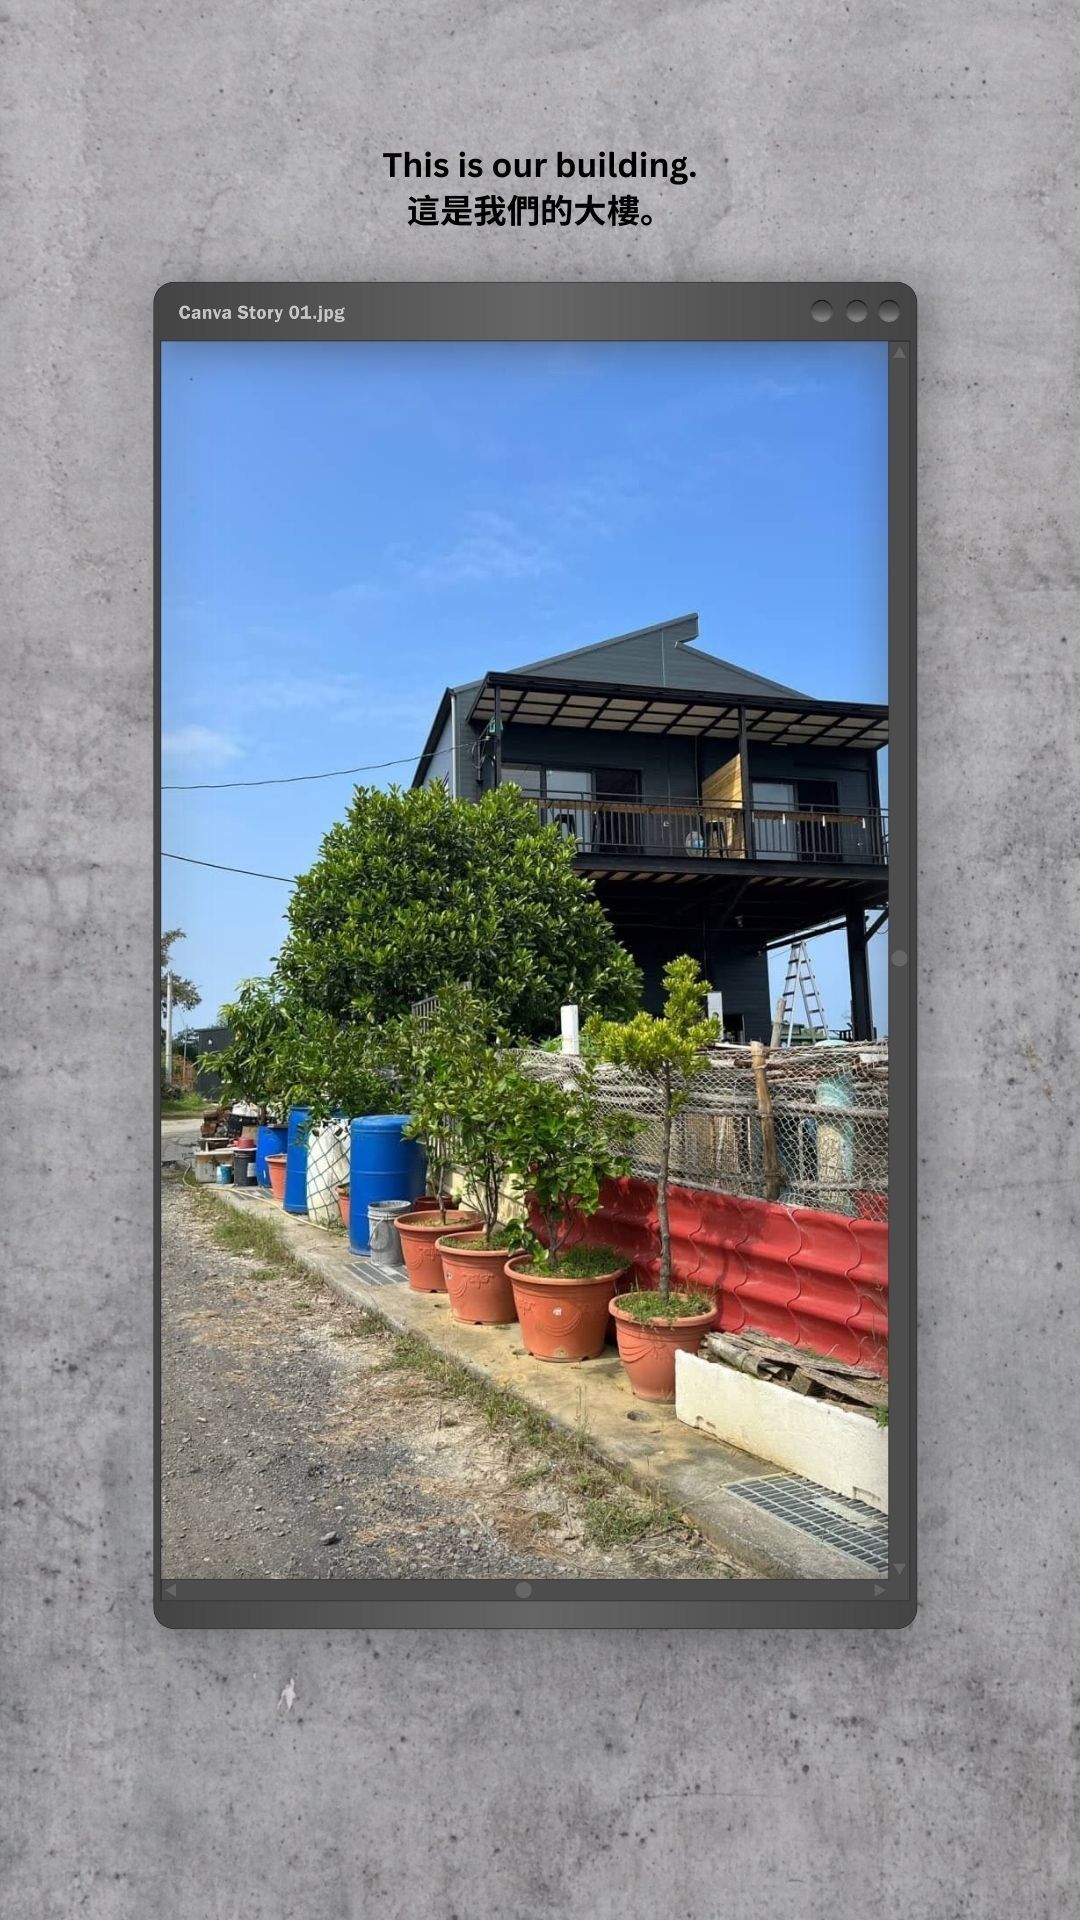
[510,614,810,701]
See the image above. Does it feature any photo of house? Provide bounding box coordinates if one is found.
[160,336,891,1586]
[414,611,887,1037]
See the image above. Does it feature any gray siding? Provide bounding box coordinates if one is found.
[498,723,700,799]
[748,743,876,811]
[418,682,484,798]
[514,614,808,699]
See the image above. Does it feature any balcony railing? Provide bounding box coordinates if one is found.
[533,795,888,866]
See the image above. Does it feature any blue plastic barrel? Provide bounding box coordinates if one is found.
[255,1124,288,1192]
[284,1106,311,1214]
[348,1115,426,1253]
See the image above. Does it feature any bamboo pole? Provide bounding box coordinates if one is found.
[750,1040,784,1201]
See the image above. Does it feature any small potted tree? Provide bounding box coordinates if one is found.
[395,991,490,1292]
[501,1061,635,1362]
[590,956,720,1400]
[427,1006,532,1323]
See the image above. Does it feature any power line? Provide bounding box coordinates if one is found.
[163,851,294,883]
[162,743,450,792]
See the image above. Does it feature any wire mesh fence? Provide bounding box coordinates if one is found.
[515,1043,889,1222]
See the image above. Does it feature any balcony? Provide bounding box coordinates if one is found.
[532,795,888,869]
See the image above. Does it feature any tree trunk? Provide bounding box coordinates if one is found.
[658,1067,672,1298]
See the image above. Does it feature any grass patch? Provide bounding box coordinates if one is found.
[581,1497,655,1552]
[613,1288,714,1324]
[380,1329,703,1561]
[511,1463,552,1490]
[511,1245,623,1279]
[161,1091,212,1115]
[188,1184,317,1290]
[447,1229,519,1252]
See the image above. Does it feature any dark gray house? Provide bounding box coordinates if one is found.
[412,615,887,1040]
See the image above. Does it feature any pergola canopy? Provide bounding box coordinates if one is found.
[467,672,888,751]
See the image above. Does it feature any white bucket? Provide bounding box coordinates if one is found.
[306,1118,351,1226]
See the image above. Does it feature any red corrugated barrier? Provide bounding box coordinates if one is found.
[553,1176,888,1375]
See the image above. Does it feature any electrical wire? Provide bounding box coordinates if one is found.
[163,852,294,882]
[162,743,451,791]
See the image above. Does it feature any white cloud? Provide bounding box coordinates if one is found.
[162,725,244,767]
[400,510,557,589]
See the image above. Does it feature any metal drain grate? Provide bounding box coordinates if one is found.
[346,1257,408,1290]
[726,1475,888,1573]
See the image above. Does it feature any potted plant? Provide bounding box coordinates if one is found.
[501,1061,635,1362]
[409,997,528,1322]
[590,956,720,1400]
[394,992,487,1291]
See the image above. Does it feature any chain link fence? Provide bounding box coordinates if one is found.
[516,1043,889,1222]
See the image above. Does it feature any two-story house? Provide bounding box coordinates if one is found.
[412,614,887,1041]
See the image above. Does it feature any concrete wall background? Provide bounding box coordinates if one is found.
[4,4,1079,1915]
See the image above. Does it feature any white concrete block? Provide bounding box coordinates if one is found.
[674,1350,888,1513]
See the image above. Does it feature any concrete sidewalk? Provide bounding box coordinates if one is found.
[207,1182,883,1581]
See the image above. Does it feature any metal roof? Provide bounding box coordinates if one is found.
[467,672,888,750]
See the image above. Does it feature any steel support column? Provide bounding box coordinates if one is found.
[846,907,874,1040]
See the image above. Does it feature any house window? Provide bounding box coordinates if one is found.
[501,764,644,852]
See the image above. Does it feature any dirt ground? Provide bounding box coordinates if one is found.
[161,1173,743,1581]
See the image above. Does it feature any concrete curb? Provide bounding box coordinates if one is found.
[201,1180,875,1580]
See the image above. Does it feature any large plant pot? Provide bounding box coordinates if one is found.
[437,1237,521,1326]
[412,1193,455,1214]
[610,1299,717,1403]
[505,1255,626,1363]
[336,1186,350,1230]
[396,1210,482,1292]
[265,1154,287,1204]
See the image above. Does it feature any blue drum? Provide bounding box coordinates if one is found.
[255,1124,288,1192]
[348,1115,425,1253]
[284,1106,311,1215]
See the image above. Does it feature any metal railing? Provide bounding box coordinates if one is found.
[533,795,888,866]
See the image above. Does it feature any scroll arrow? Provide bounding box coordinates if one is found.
[893,346,906,359]
[893,1562,906,1575]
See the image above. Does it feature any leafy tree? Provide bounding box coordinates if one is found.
[393,985,485,1223]
[160,928,199,1025]
[504,1060,634,1271]
[275,782,641,1040]
[589,956,720,1299]
[210,977,396,1125]
[403,990,530,1247]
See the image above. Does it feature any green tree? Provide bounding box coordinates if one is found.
[589,956,720,1299]
[211,977,395,1125]
[160,928,200,1025]
[275,782,641,1040]
[503,1060,634,1270]
[403,989,529,1247]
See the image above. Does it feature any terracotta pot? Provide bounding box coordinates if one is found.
[265,1154,287,1204]
[412,1193,455,1214]
[610,1299,717,1402]
[437,1237,520,1326]
[396,1210,482,1292]
[505,1254,626,1363]
[336,1185,350,1230]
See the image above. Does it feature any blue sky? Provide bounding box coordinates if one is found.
[162,338,889,1033]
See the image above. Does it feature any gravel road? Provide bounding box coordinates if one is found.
[161,1174,738,1581]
